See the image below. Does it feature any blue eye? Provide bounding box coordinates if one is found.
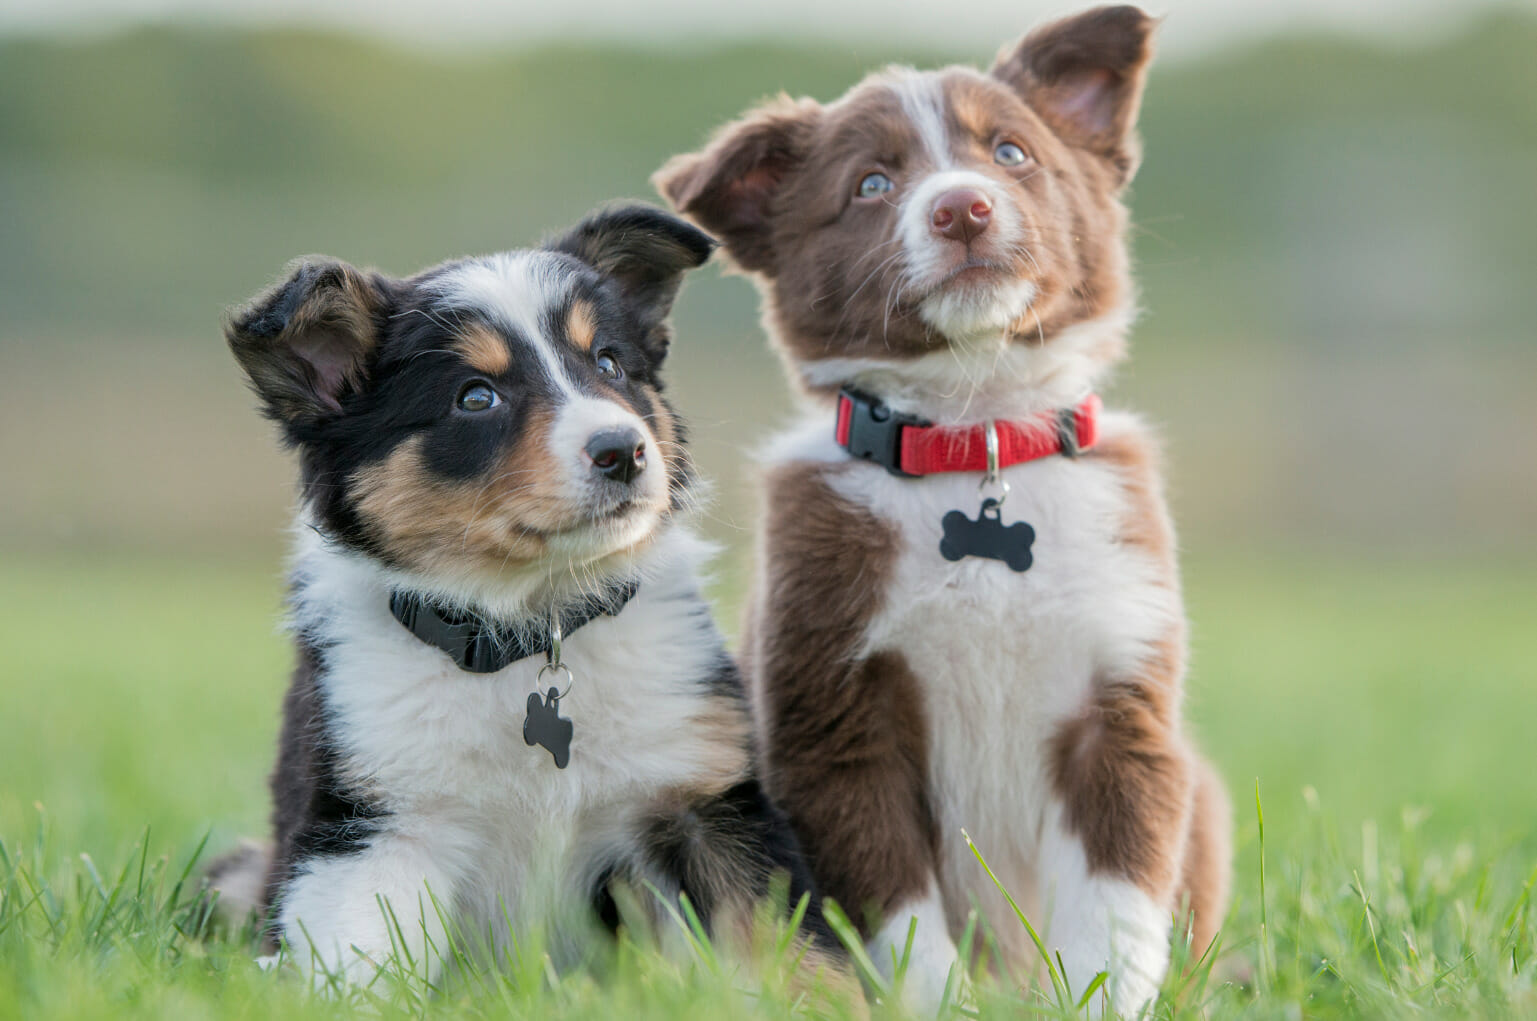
[457,382,500,412]
[857,172,894,199]
[994,142,1029,167]
[595,353,623,381]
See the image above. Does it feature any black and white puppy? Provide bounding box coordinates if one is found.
[210,206,841,988]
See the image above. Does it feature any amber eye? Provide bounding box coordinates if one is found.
[857,172,894,199]
[994,142,1029,167]
[595,353,624,382]
[457,382,500,412]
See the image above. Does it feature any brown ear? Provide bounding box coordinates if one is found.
[990,5,1157,185]
[225,258,387,431]
[652,94,821,275]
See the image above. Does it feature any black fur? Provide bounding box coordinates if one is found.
[639,779,840,952]
[252,637,386,941]
[547,204,716,341]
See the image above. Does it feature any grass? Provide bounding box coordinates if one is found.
[1,551,1535,1018]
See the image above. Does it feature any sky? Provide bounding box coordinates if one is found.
[1,0,1531,58]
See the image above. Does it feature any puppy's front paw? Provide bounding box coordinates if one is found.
[870,892,966,1017]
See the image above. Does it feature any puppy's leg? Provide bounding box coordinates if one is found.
[274,835,463,990]
[868,878,964,1012]
[771,651,957,1012]
[204,839,272,931]
[750,465,956,1012]
[1176,755,1232,962]
[634,780,855,998]
[1044,681,1198,1014]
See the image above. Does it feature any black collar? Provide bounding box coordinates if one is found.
[388,580,640,674]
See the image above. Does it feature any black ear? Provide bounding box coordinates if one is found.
[547,204,715,331]
[990,5,1157,185]
[225,258,387,431]
[652,94,821,275]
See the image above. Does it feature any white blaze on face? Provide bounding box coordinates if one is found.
[432,253,667,549]
[886,71,1037,342]
[891,68,953,170]
[433,251,580,399]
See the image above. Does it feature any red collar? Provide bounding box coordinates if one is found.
[834,388,1101,477]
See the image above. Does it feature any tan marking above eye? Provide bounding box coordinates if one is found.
[451,325,512,376]
[567,299,598,352]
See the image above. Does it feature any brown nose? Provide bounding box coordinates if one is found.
[931,189,992,243]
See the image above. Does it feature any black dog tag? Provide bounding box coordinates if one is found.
[524,687,573,769]
[939,498,1036,572]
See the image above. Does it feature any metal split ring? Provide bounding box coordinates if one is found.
[979,419,1010,506]
[537,661,574,700]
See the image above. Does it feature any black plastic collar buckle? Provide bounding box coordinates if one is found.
[389,591,503,673]
[839,387,929,477]
[1056,407,1081,459]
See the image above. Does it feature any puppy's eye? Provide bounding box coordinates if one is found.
[595,353,624,382]
[457,383,500,412]
[856,172,894,199]
[994,142,1029,167]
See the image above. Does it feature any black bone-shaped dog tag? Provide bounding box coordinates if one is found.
[939,498,1036,572]
[524,687,573,769]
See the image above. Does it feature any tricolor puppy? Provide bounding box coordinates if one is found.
[208,206,843,988]
[657,6,1229,1013]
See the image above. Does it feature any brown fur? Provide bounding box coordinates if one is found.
[1048,681,1191,898]
[348,407,579,577]
[1179,757,1232,960]
[747,463,937,930]
[1092,427,1177,568]
[653,11,1153,386]
[566,298,598,351]
[452,324,513,376]
[351,434,545,573]
[681,698,754,789]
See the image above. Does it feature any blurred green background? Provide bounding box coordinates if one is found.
[1,11,1534,872]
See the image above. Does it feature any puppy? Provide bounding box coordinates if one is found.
[657,6,1230,1013]
[208,205,844,990]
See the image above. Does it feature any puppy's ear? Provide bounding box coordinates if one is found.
[547,204,714,335]
[653,95,821,275]
[225,258,387,432]
[991,5,1157,185]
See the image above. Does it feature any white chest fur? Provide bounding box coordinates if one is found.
[767,410,1179,952]
[284,526,739,947]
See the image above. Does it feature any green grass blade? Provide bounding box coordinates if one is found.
[819,897,888,999]
[963,829,1070,1006]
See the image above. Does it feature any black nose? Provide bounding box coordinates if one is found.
[584,428,647,484]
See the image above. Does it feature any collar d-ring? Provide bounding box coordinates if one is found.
[546,612,563,670]
[980,419,1011,505]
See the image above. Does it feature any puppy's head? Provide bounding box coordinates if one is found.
[227,205,714,588]
[656,5,1154,395]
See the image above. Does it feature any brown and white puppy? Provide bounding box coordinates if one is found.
[656,7,1230,1013]
[207,206,846,990]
